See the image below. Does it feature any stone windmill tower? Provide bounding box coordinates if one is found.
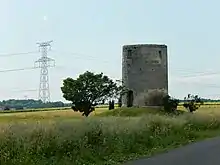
[122,44,168,107]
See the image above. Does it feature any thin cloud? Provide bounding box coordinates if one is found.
[170,74,220,84]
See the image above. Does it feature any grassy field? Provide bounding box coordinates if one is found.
[1,106,220,164]
[0,108,108,123]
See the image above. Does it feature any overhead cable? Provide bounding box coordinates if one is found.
[0,67,37,73]
[0,51,38,57]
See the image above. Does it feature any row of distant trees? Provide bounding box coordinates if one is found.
[0,99,71,110]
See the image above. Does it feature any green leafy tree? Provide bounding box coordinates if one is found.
[183,94,204,112]
[61,71,121,117]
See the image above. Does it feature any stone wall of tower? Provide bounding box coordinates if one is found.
[122,44,168,107]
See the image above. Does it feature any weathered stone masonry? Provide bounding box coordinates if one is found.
[122,44,168,107]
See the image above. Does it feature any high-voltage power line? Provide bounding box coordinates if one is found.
[1,48,220,100]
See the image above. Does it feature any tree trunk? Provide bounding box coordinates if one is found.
[82,104,93,117]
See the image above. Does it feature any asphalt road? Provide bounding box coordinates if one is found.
[125,137,220,165]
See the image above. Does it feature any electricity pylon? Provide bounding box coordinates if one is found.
[35,40,55,103]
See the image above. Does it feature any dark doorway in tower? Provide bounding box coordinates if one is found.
[127,90,134,107]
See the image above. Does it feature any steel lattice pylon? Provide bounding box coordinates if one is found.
[35,40,55,103]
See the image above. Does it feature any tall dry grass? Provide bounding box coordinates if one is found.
[0,113,220,165]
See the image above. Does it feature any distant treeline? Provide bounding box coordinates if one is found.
[0,98,219,111]
[0,99,72,110]
[179,99,220,102]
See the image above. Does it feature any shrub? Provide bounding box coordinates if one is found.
[118,97,122,107]
[108,100,115,110]
[144,89,167,106]
[183,94,204,113]
[162,95,179,113]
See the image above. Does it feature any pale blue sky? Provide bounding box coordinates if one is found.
[0,0,220,101]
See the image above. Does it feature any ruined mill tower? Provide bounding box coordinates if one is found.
[122,44,168,107]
